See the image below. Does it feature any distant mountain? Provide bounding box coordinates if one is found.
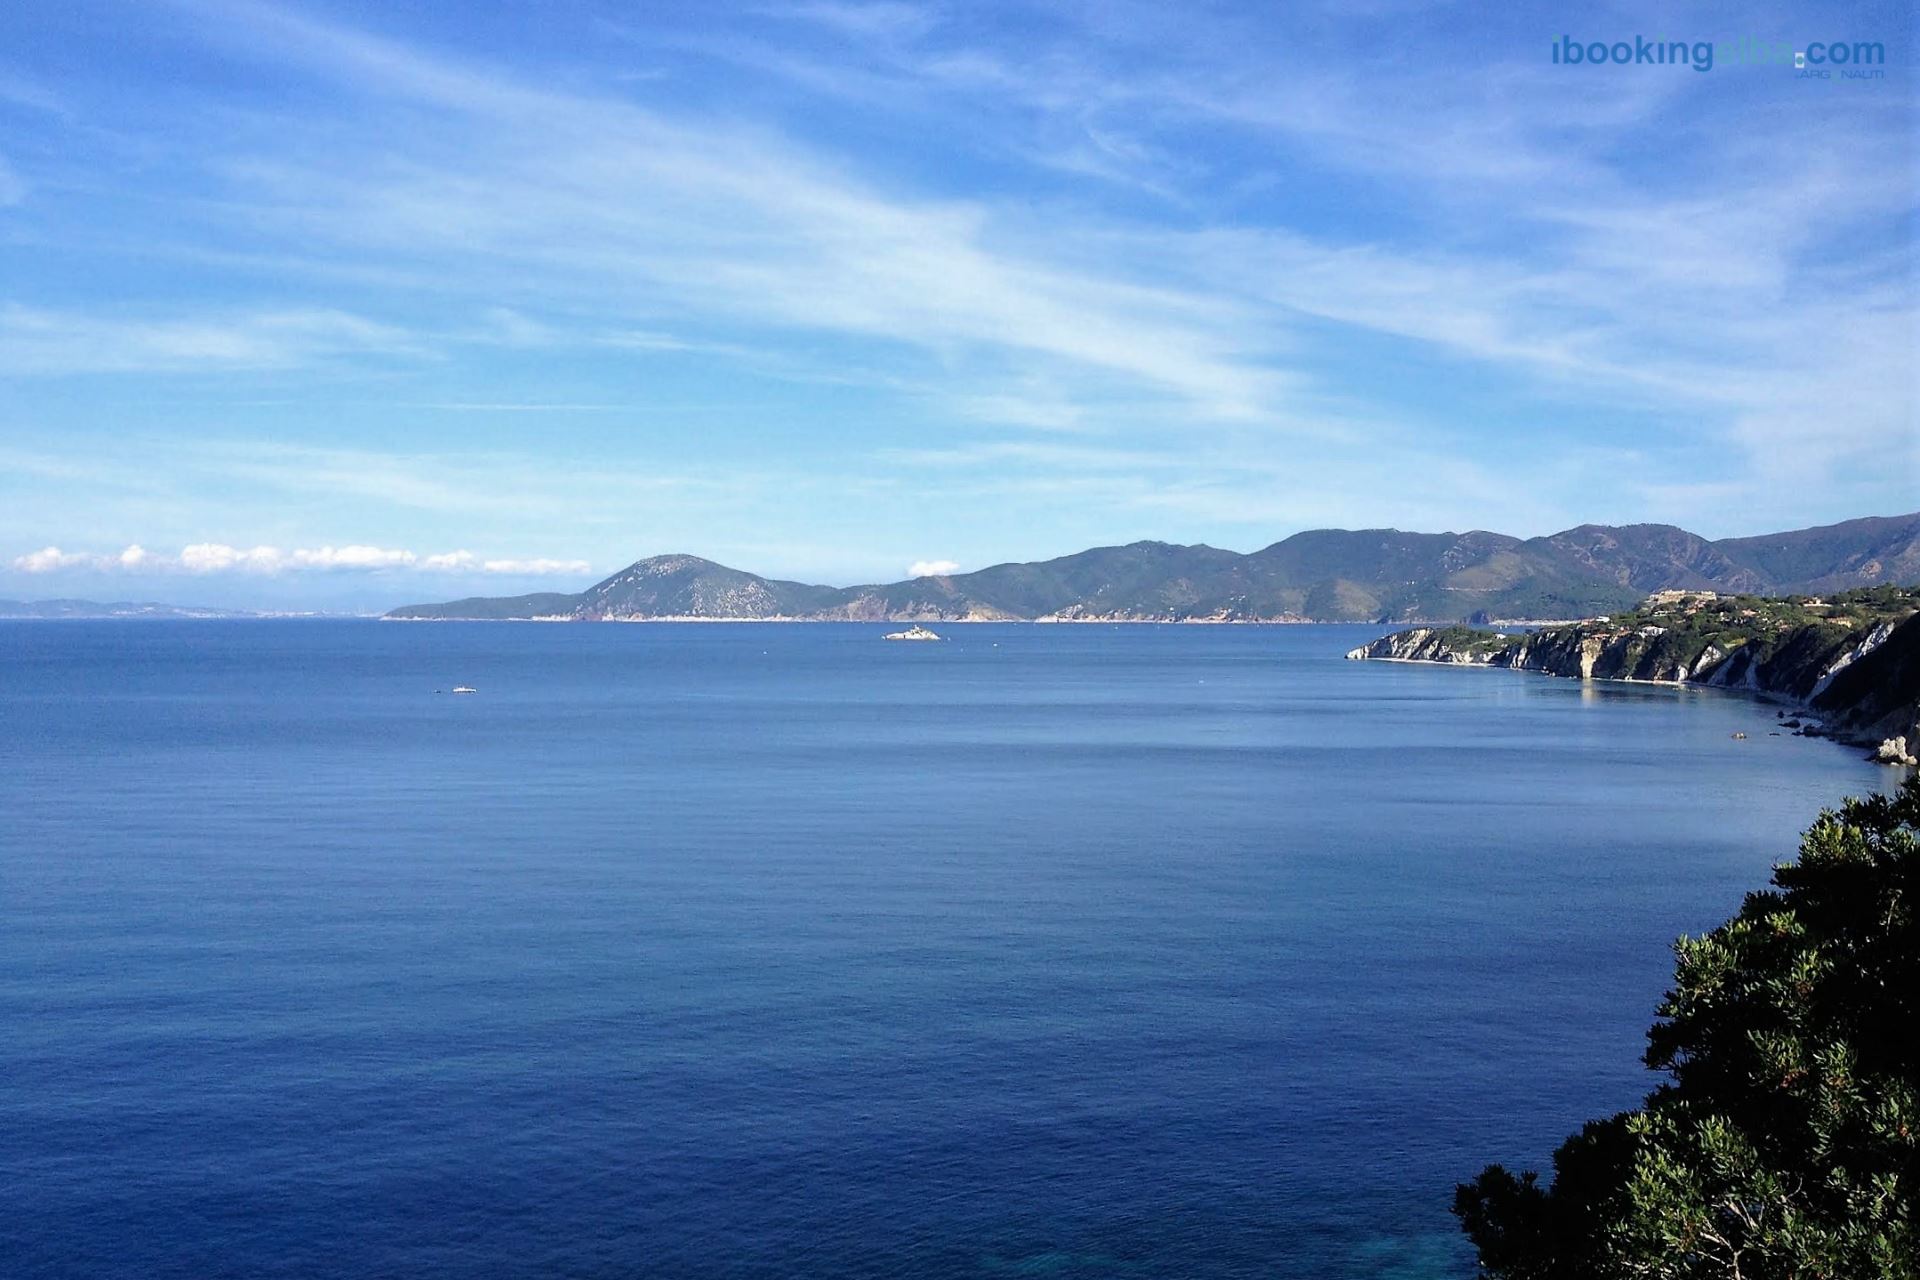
[1714,514,1920,592]
[386,512,1920,624]
[0,598,263,619]
[575,555,844,619]
[375,591,579,621]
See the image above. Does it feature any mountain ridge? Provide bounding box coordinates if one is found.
[386,511,1920,623]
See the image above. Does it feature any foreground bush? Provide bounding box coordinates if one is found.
[1456,775,1920,1279]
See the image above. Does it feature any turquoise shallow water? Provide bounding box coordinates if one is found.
[0,621,1893,1278]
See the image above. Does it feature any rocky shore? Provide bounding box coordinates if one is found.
[1347,589,1920,765]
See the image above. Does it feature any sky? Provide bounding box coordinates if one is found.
[1,0,1915,610]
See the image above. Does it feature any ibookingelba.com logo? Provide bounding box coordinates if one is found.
[1551,35,1886,77]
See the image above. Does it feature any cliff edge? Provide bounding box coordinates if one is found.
[1348,588,1920,764]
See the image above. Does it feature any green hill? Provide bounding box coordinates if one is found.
[387,512,1920,623]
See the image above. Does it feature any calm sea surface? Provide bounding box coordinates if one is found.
[0,621,1894,1279]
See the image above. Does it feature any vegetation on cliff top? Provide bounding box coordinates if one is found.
[1614,585,1920,646]
[1369,587,1920,684]
[1563,586,1918,687]
[1456,775,1920,1279]
[1400,626,1520,658]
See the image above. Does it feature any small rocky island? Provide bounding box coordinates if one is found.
[1348,587,1920,765]
[884,625,944,641]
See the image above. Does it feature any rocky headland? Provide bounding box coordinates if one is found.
[1347,587,1920,765]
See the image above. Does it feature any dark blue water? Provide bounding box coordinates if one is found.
[0,622,1892,1278]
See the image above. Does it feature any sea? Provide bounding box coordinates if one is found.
[0,621,1896,1279]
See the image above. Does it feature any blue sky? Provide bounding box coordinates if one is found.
[1,0,1915,609]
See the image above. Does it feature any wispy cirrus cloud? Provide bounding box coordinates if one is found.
[0,304,421,374]
[626,0,1913,483]
[10,542,591,577]
[123,0,1297,420]
[0,0,1910,602]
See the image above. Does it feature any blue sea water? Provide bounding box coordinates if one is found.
[0,621,1895,1279]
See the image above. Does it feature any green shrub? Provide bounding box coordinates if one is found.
[1456,776,1920,1279]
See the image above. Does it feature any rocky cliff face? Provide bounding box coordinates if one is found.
[1345,627,1509,663]
[1809,614,1920,764]
[1348,593,1920,763]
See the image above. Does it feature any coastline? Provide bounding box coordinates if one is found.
[1348,606,1920,766]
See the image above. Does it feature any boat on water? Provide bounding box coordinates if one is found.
[451,686,478,694]
[883,625,943,642]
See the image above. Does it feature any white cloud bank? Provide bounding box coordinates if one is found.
[908,559,960,578]
[10,544,591,577]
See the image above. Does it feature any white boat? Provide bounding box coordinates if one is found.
[451,686,478,694]
[883,625,943,642]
